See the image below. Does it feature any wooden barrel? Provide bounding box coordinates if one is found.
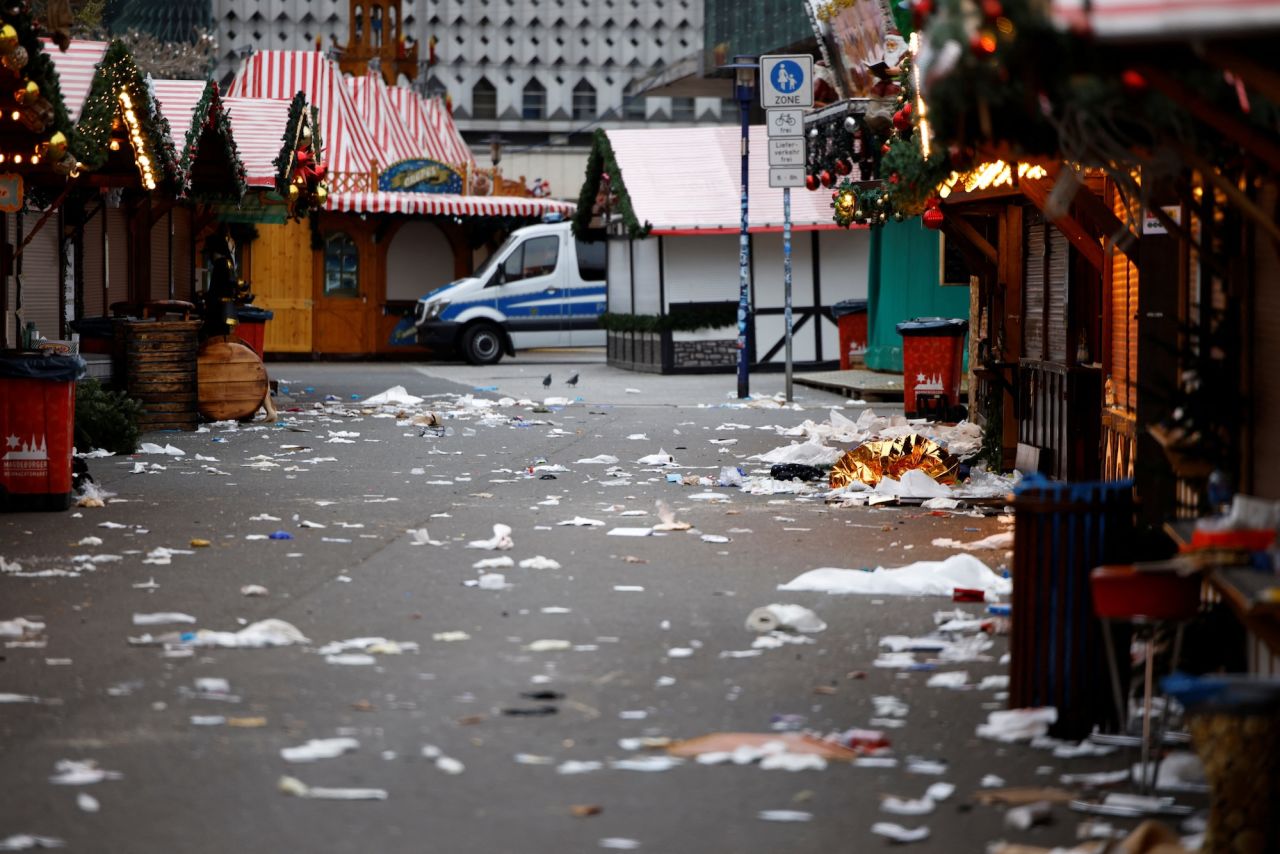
[114,319,202,432]
[197,336,268,422]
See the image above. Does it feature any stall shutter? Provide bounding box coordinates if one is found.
[171,207,193,301]
[105,206,129,312]
[2,214,13,347]
[82,209,105,317]
[1023,209,1046,360]
[17,210,62,339]
[150,210,171,302]
[1046,224,1070,363]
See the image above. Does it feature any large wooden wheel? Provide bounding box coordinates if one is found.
[197,335,268,422]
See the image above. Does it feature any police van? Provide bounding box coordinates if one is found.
[412,220,607,364]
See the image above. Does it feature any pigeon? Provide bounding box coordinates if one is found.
[542,374,552,388]
[565,373,579,388]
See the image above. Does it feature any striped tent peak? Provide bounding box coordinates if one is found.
[151,78,208,140]
[227,50,381,177]
[604,125,843,233]
[329,190,575,219]
[347,72,420,167]
[223,96,294,187]
[381,86,474,170]
[424,96,474,168]
[41,39,108,122]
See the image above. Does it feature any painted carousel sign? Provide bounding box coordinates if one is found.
[379,159,465,194]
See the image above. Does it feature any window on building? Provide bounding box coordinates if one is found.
[472,77,497,119]
[572,79,596,120]
[622,93,646,120]
[425,75,448,99]
[671,96,695,121]
[323,233,359,297]
[522,78,546,119]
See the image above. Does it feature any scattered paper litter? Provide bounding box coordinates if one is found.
[137,442,185,456]
[362,385,424,406]
[576,455,619,465]
[598,839,640,850]
[881,796,935,816]
[558,517,605,527]
[129,618,309,649]
[48,760,123,786]
[131,612,196,626]
[870,823,930,843]
[518,556,561,570]
[0,617,44,639]
[745,604,826,634]
[557,760,604,775]
[931,532,1014,551]
[277,776,387,800]
[281,738,360,763]
[778,554,1011,598]
[76,793,99,813]
[466,524,513,550]
[240,585,269,597]
[473,556,515,570]
[609,756,683,772]
[635,449,676,466]
[925,671,969,689]
[0,835,65,850]
[525,639,571,652]
[607,527,652,537]
[408,528,444,546]
[758,810,812,822]
[976,707,1058,743]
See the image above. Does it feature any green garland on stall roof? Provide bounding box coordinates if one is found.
[178,80,248,202]
[572,128,651,240]
[71,40,181,186]
[272,92,323,195]
[3,1,74,142]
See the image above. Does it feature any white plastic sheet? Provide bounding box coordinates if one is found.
[778,554,1011,598]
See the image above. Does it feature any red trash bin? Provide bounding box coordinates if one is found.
[0,353,84,512]
[233,305,274,360]
[896,317,968,419]
[832,299,868,370]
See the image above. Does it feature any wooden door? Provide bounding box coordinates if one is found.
[248,222,313,353]
[313,223,373,355]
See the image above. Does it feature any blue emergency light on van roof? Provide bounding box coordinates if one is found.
[541,212,565,223]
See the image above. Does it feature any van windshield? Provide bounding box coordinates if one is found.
[476,235,521,286]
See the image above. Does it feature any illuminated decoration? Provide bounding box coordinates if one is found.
[936,160,1048,199]
[273,91,328,220]
[0,1,75,178]
[72,41,180,188]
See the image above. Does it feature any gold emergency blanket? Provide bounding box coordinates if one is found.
[829,434,960,489]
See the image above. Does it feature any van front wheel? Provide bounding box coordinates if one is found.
[461,323,504,365]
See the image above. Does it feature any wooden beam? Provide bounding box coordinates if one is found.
[1178,145,1280,245]
[1064,179,1141,266]
[1139,65,1280,173]
[940,212,998,265]
[1021,178,1107,274]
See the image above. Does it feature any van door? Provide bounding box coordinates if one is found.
[566,235,608,346]
[495,233,566,348]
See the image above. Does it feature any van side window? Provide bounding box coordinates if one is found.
[502,236,559,284]
[575,238,606,281]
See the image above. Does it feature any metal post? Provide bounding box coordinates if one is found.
[783,186,793,402]
[736,84,751,399]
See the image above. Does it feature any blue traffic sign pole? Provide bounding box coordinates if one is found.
[784,185,793,402]
[736,71,752,399]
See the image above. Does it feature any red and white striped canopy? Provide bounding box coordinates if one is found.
[151,78,207,138]
[348,73,421,166]
[228,51,382,178]
[382,87,475,170]
[42,39,108,123]
[330,190,575,218]
[223,97,294,187]
[424,96,474,168]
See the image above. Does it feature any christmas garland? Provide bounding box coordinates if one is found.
[178,80,248,202]
[72,40,181,188]
[273,92,327,219]
[572,128,651,240]
[0,1,75,178]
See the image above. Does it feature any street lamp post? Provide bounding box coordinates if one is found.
[721,55,758,399]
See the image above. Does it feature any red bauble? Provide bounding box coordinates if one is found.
[922,207,945,230]
[805,173,819,192]
[834,158,852,176]
[819,170,834,188]
[889,173,900,185]
[902,101,913,118]
[893,110,911,132]
[981,0,1003,19]
[1120,69,1148,93]
[881,142,891,154]
[970,31,997,57]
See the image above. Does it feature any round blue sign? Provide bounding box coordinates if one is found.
[772,59,805,94]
